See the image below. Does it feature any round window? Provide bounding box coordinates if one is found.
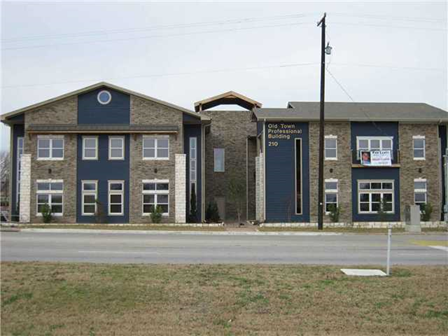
[97,90,112,105]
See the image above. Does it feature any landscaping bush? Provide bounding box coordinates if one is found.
[188,187,197,223]
[205,201,221,223]
[328,204,340,223]
[421,203,433,221]
[41,204,52,223]
[150,206,163,224]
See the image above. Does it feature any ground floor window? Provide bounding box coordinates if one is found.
[414,179,427,211]
[108,181,124,215]
[295,138,302,214]
[142,180,169,215]
[358,180,394,214]
[325,179,338,213]
[82,181,97,215]
[36,180,63,216]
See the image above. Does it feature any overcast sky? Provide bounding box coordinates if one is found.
[1,0,447,151]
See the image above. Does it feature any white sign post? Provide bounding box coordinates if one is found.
[386,224,392,276]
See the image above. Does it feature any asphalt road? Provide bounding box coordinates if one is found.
[1,231,447,265]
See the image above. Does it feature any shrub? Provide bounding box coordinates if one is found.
[377,197,390,222]
[205,201,221,223]
[95,200,106,224]
[188,186,197,223]
[151,205,163,224]
[41,203,53,223]
[421,203,433,221]
[328,204,340,223]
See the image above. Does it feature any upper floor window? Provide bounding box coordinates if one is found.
[37,136,64,160]
[413,136,425,160]
[109,136,124,160]
[83,137,98,160]
[414,179,427,211]
[356,136,393,159]
[143,136,169,160]
[214,148,225,172]
[36,180,63,216]
[97,90,112,105]
[324,135,337,160]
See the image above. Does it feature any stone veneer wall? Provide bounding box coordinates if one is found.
[399,124,441,221]
[24,97,78,223]
[175,154,187,223]
[19,154,31,223]
[255,153,264,221]
[309,122,352,223]
[129,96,184,223]
[202,110,257,222]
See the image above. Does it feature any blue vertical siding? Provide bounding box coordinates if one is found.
[78,88,130,125]
[351,168,400,222]
[76,135,130,223]
[184,125,202,222]
[264,122,310,222]
[11,123,24,216]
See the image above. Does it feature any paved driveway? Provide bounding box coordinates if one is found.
[1,231,447,265]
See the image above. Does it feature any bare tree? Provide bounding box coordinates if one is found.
[0,151,10,205]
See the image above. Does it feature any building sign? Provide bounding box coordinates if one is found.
[267,123,302,146]
[361,150,392,166]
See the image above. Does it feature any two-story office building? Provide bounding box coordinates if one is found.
[2,82,447,224]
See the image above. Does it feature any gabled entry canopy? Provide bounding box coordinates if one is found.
[194,91,262,112]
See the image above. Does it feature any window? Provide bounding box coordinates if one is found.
[142,180,169,215]
[82,181,97,215]
[325,136,337,160]
[36,180,63,216]
[358,180,394,214]
[143,136,169,160]
[37,136,64,160]
[325,179,338,213]
[109,136,124,160]
[16,137,24,210]
[214,148,225,172]
[189,137,197,195]
[414,179,427,211]
[413,136,425,160]
[108,181,124,215]
[82,137,98,160]
[97,90,112,105]
[295,138,302,214]
[356,137,393,159]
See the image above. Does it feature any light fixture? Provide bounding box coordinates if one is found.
[325,42,332,55]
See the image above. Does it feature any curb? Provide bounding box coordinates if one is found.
[20,228,343,236]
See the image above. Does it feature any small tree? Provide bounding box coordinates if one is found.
[228,175,245,223]
[95,200,106,224]
[377,197,389,222]
[188,186,197,223]
[150,205,163,224]
[41,203,53,223]
[421,203,433,222]
[328,204,340,223]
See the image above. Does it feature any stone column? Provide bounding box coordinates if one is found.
[175,154,186,223]
[255,154,264,221]
[19,154,31,223]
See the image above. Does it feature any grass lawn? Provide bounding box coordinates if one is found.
[258,227,448,234]
[1,263,447,336]
[20,224,225,231]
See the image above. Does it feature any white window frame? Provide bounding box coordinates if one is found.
[324,135,338,160]
[358,180,394,214]
[414,178,427,210]
[16,137,24,209]
[189,137,197,196]
[81,180,98,216]
[413,136,426,160]
[97,90,112,105]
[36,179,64,216]
[109,136,125,160]
[82,136,98,160]
[324,179,338,214]
[356,136,393,159]
[214,148,225,172]
[142,179,169,216]
[37,135,64,160]
[108,180,124,216]
[142,136,170,160]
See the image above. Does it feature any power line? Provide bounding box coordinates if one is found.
[332,62,445,72]
[1,62,319,89]
[2,13,315,43]
[331,12,447,23]
[2,21,316,51]
[331,21,447,32]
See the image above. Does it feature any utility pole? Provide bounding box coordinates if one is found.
[317,13,326,231]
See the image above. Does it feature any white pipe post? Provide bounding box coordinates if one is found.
[386,224,392,276]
